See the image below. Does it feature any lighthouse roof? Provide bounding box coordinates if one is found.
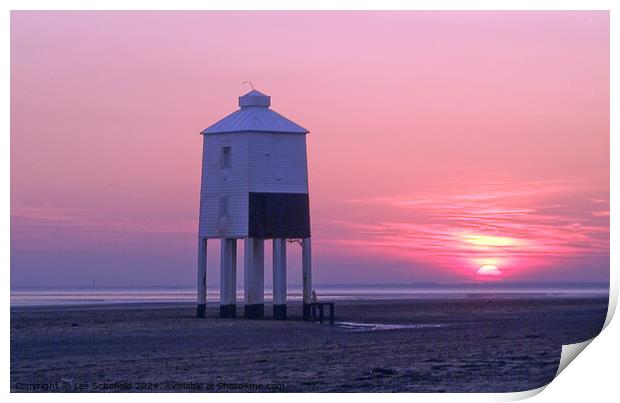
[201,90,309,135]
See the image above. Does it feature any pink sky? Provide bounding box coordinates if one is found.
[11,11,609,288]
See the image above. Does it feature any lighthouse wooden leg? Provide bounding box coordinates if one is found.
[272,238,287,320]
[220,238,237,318]
[229,239,237,316]
[244,238,265,319]
[196,237,207,318]
[302,237,312,321]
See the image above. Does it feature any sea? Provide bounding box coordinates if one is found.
[10,283,609,307]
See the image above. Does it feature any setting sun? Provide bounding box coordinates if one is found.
[476,264,502,277]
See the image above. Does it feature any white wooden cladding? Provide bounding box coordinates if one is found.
[198,131,309,238]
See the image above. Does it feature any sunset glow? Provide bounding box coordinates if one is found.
[10,11,609,287]
[461,234,523,248]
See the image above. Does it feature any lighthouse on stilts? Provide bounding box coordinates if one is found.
[196,88,312,321]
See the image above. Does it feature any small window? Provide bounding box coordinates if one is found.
[220,146,231,168]
[219,196,229,217]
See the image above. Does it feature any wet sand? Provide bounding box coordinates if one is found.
[11,296,608,392]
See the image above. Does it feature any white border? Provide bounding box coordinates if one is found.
[1,0,619,10]
[3,1,617,402]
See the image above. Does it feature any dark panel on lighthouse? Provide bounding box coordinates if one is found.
[248,192,311,238]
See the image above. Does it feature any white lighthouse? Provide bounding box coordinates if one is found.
[197,89,312,321]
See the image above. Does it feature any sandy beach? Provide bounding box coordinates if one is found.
[11,296,607,392]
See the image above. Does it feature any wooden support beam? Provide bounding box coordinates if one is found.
[302,238,312,321]
[244,238,264,319]
[272,238,287,320]
[220,238,237,318]
[196,237,207,318]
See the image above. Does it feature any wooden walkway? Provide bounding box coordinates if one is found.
[310,302,335,325]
